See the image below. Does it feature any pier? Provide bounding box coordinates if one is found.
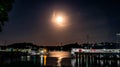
[71,48,120,67]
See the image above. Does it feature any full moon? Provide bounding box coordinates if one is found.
[52,11,68,28]
[55,16,64,25]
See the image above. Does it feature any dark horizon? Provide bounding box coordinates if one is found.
[0,0,120,46]
[0,41,119,47]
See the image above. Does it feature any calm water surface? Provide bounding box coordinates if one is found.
[0,51,120,67]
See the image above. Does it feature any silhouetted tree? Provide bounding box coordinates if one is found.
[0,0,15,32]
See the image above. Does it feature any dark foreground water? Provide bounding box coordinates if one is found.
[0,51,120,67]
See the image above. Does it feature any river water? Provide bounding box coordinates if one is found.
[0,51,120,67]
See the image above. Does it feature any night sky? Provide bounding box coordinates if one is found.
[0,0,120,46]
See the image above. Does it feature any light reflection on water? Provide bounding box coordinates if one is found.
[71,54,120,67]
[49,51,71,58]
[1,51,120,67]
[71,58,76,67]
[40,55,43,65]
[49,51,71,67]
[57,57,62,67]
[43,55,47,66]
[20,51,71,66]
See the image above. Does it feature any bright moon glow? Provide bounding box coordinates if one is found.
[52,11,68,28]
[56,16,63,24]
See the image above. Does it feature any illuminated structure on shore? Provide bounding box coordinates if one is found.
[71,48,120,55]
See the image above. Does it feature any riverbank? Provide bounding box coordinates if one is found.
[1,61,41,67]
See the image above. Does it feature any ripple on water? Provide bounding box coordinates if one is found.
[49,51,71,58]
